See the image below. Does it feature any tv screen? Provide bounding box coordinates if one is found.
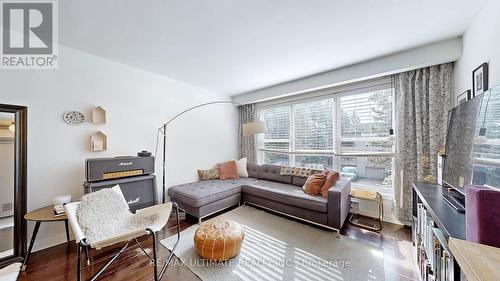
[443,85,500,191]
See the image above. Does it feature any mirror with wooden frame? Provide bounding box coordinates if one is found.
[0,104,27,268]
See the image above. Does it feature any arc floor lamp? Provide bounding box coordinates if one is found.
[157,101,266,203]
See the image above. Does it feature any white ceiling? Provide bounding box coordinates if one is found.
[59,0,486,95]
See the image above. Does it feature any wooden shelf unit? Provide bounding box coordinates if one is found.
[90,131,107,151]
[91,106,106,124]
[412,182,466,281]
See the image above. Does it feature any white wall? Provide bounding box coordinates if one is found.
[0,45,238,251]
[454,0,500,101]
[234,38,462,104]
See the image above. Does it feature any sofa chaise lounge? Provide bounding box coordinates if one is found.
[168,164,351,232]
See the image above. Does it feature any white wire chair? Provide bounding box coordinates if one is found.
[64,186,180,281]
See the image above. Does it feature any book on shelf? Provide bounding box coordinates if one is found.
[416,203,454,281]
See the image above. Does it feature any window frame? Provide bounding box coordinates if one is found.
[257,82,396,194]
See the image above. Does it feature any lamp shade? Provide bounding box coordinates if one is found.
[243,120,266,136]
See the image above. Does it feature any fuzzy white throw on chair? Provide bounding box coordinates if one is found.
[76,186,159,246]
[0,263,21,281]
[66,185,171,250]
[65,185,178,281]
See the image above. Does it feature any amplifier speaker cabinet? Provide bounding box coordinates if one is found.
[86,156,154,182]
[84,175,156,212]
[84,156,156,212]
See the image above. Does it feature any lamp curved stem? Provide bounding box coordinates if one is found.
[158,101,247,133]
[158,100,252,203]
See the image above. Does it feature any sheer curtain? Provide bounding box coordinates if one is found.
[393,63,453,224]
[238,104,257,163]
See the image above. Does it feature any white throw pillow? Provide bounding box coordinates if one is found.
[236,158,248,177]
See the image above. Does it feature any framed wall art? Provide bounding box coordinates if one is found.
[472,63,489,97]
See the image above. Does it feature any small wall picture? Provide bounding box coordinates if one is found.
[457,90,470,104]
[472,62,489,97]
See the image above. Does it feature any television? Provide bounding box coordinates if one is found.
[443,84,500,192]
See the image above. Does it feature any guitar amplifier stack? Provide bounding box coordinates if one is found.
[83,156,156,212]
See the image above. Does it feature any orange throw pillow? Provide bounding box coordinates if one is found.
[217,160,240,180]
[320,171,340,198]
[303,173,326,195]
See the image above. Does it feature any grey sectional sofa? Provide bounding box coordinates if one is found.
[168,164,351,232]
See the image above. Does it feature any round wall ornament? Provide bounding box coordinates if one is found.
[63,111,85,125]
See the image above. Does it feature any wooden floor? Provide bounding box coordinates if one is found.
[18,208,417,281]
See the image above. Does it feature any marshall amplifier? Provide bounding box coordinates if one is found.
[86,156,154,182]
[84,156,156,212]
[84,175,156,212]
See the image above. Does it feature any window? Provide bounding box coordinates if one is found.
[261,106,291,166]
[294,99,334,151]
[471,89,500,186]
[258,86,395,192]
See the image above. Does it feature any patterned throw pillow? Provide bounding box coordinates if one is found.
[198,168,219,181]
[280,165,293,176]
[280,165,313,178]
[303,173,326,195]
[293,167,313,178]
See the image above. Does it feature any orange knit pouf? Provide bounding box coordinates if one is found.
[194,219,245,261]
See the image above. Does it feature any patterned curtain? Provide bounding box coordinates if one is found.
[238,104,257,163]
[393,63,453,225]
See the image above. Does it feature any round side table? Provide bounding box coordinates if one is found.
[21,205,70,271]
